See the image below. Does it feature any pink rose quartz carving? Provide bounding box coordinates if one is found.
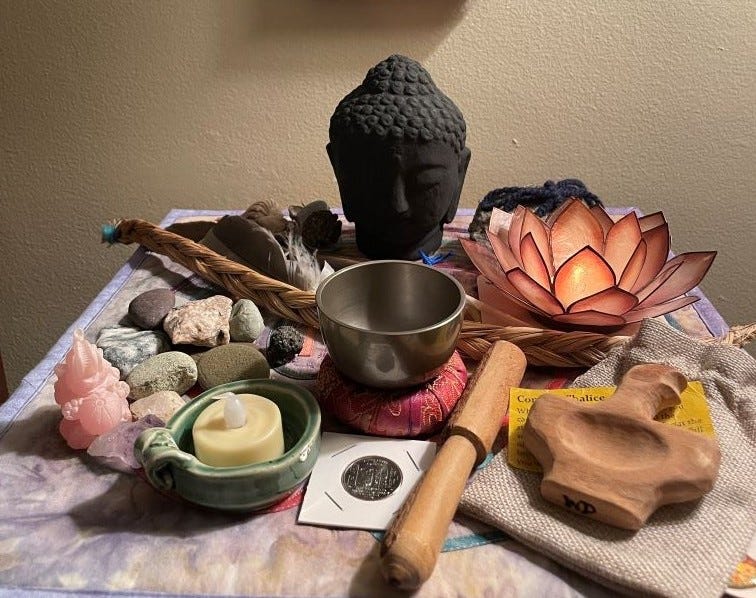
[59,418,98,450]
[54,329,131,449]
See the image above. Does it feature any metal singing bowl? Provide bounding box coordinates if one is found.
[316,260,466,388]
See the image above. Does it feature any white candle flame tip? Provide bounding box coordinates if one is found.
[222,393,247,429]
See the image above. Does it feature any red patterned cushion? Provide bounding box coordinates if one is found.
[315,351,468,438]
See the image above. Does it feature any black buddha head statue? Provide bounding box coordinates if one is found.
[327,55,471,260]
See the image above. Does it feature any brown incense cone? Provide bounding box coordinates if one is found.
[523,363,721,530]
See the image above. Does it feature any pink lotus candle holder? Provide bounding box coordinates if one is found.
[461,199,716,331]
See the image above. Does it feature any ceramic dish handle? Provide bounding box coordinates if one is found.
[136,427,195,491]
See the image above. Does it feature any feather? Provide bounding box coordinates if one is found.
[285,230,333,291]
[201,216,289,283]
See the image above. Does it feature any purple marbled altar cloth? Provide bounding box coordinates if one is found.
[0,209,731,597]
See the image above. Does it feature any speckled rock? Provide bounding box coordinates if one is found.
[126,351,198,399]
[197,343,270,390]
[130,390,187,422]
[229,299,265,342]
[163,295,233,347]
[96,327,171,379]
[128,289,176,330]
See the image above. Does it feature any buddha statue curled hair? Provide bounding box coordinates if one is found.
[329,55,466,154]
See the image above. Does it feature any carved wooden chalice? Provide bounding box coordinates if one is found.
[523,364,721,530]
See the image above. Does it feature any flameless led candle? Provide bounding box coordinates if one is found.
[192,392,285,467]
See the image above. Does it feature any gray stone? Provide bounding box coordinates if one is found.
[128,288,176,329]
[163,295,233,347]
[96,326,171,379]
[126,351,198,399]
[229,299,264,342]
[197,343,270,390]
[130,390,187,422]
[190,350,207,364]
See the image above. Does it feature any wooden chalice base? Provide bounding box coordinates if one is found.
[523,364,721,530]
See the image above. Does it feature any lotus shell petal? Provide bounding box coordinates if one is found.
[603,212,642,278]
[632,223,670,292]
[507,206,527,264]
[552,310,627,327]
[519,233,550,289]
[623,295,701,323]
[568,287,638,315]
[549,200,604,269]
[637,252,716,307]
[507,268,564,316]
[520,209,553,276]
[618,240,648,291]
[553,247,615,309]
[486,230,518,271]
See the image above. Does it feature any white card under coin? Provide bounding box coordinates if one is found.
[297,432,437,531]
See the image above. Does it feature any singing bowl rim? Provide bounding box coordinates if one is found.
[315,260,467,336]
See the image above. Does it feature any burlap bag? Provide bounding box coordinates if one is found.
[460,319,756,597]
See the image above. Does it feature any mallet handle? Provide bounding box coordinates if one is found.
[380,341,527,590]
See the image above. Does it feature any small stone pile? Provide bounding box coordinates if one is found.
[95,290,278,417]
[83,287,315,471]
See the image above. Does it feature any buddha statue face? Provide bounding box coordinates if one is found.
[327,55,471,260]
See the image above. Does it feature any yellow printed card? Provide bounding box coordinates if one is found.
[507,382,715,472]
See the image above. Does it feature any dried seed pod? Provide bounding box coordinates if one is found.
[289,200,342,249]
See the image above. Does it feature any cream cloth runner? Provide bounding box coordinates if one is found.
[460,319,756,597]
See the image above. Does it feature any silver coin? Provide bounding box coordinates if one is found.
[341,455,403,501]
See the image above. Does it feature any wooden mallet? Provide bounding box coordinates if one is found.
[380,340,527,590]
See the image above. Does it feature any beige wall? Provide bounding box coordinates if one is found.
[1,0,754,392]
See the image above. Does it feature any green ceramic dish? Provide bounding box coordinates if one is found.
[134,379,321,512]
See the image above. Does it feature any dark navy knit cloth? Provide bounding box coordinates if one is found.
[480,178,602,217]
[468,179,603,241]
